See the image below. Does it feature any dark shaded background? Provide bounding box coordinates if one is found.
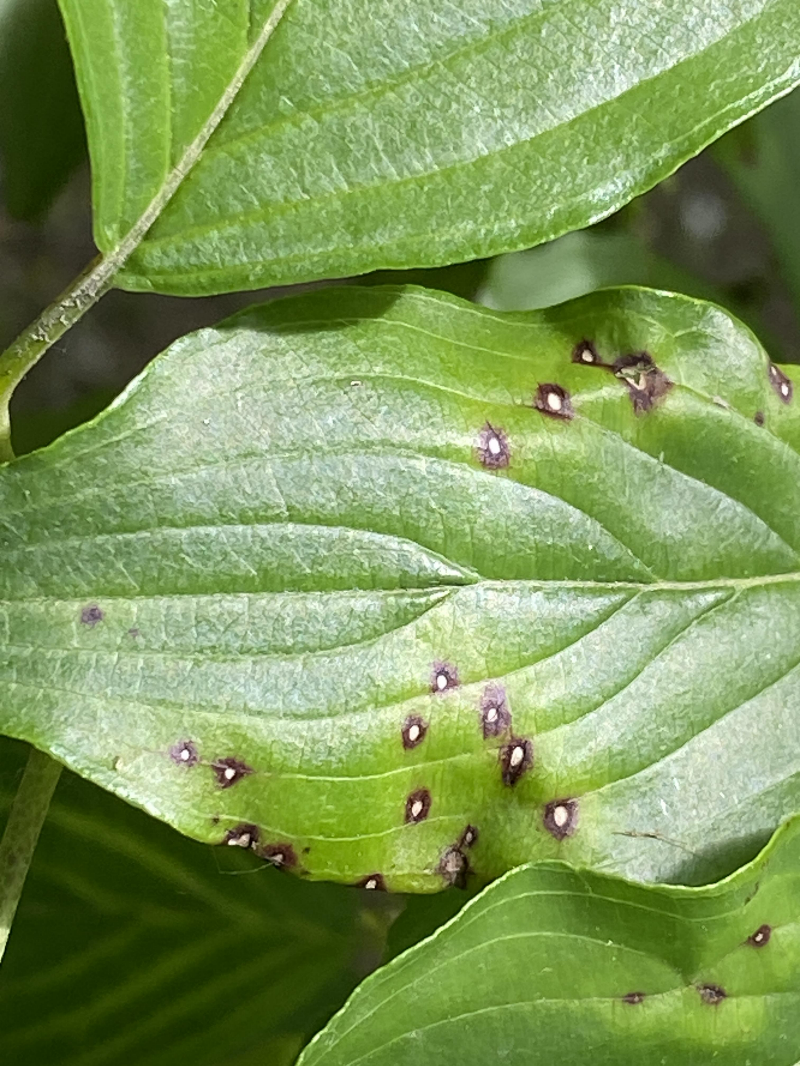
[2,0,800,452]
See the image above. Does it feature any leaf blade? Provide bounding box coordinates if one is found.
[297,818,800,1066]
[0,285,798,891]
[58,0,800,293]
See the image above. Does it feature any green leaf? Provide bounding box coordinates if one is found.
[0,284,798,892]
[0,0,85,220]
[0,736,368,1066]
[297,817,800,1066]
[58,0,800,295]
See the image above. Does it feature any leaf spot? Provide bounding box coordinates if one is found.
[543,798,579,840]
[698,983,726,1005]
[438,845,470,888]
[458,825,479,849]
[402,715,428,750]
[170,740,199,767]
[476,422,510,469]
[211,757,253,788]
[572,340,603,366]
[622,992,646,1005]
[754,411,765,427]
[534,383,574,420]
[769,363,794,403]
[257,843,297,869]
[747,924,771,947]
[480,684,511,738]
[499,737,534,786]
[432,661,459,693]
[225,823,259,849]
[81,604,104,626]
[357,873,387,891]
[405,788,432,824]
[614,352,673,413]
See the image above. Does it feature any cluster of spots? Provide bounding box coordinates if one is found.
[769,363,794,403]
[480,683,512,738]
[80,604,104,627]
[476,422,511,469]
[401,715,428,750]
[543,798,579,841]
[697,984,726,1006]
[222,823,297,869]
[405,788,432,824]
[747,924,771,947]
[211,756,253,789]
[357,873,387,891]
[572,338,673,414]
[534,383,574,421]
[169,739,199,768]
[499,736,534,787]
[431,661,459,693]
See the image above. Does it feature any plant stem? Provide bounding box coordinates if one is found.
[0,255,116,458]
[0,0,296,462]
[0,746,62,964]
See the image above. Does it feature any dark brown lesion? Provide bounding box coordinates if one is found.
[533,383,575,420]
[356,873,387,891]
[613,352,673,413]
[543,798,579,840]
[401,714,428,750]
[224,823,259,849]
[622,991,646,1005]
[211,756,253,788]
[480,683,511,739]
[746,924,771,947]
[769,363,794,403]
[405,788,432,824]
[431,660,459,694]
[256,842,298,870]
[80,604,104,626]
[499,736,534,786]
[458,825,479,849]
[697,983,727,1005]
[476,422,511,469]
[572,340,605,367]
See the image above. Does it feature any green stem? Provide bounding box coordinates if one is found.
[0,255,116,459]
[0,746,62,963]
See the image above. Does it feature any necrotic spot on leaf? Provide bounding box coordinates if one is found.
[458,825,479,849]
[211,756,253,789]
[543,798,579,840]
[357,873,387,891]
[402,714,428,750]
[754,411,765,427]
[257,843,298,869]
[533,383,574,420]
[747,924,772,947]
[698,984,727,1005]
[572,339,603,366]
[499,737,534,786]
[480,683,511,738]
[80,604,104,626]
[431,661,459,693]
[622,992,646,1005]
[476,422,510,469]
[224,823,259,849]
[438,845,470,889]
[170,739,199,767]
[405,788,432,824]
[613,352,673,413]
[769,362,794,403]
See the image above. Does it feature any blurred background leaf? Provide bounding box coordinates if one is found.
[0,0,85,222]
[0,737,388,1066]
